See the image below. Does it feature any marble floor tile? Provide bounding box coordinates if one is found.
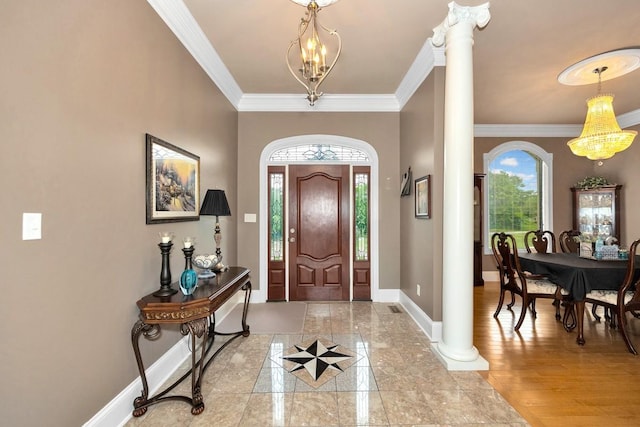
[238,392,293,427]
[289,391,340,426]
[336,391,389,426]
[379,390,439,425]
[124,302,527,427]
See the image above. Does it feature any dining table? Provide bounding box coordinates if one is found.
[518,252,638,345]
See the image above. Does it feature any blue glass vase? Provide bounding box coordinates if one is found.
[180,246,198,295]
[180,269,198,295]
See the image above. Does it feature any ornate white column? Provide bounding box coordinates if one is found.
[431,1,490,370]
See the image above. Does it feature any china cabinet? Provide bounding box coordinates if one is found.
[571,184,622,240]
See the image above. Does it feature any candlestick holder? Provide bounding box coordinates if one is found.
[153,241,178,297]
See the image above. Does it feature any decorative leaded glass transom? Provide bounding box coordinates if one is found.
[269,144,369,162]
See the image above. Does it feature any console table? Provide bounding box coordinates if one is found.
[131,266,251,416]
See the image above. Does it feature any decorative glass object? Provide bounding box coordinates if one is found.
[179,245,198,295]
[193,253,220,279]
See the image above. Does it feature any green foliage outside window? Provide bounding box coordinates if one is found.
[489,170,539,249]
[355,174,368,261]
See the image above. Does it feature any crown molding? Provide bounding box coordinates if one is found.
[238,94,400,112]
[617,108,640,129]
[395,39,445,109]
[473,124,582,138]
[149,0,640,135]
[147,0,243,106]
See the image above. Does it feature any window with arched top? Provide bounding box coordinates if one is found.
[483,141,553,252]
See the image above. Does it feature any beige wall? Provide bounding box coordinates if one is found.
[237,112,401,293]
[0,1,237,425]
[399,68,446,320]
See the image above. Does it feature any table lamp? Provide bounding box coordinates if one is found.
[199,189,231,270]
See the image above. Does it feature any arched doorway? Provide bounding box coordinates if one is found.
[256,135,379,302]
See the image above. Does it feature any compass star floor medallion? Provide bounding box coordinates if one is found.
[281,337,356,388]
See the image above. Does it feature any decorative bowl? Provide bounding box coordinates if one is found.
[193,254,220,278]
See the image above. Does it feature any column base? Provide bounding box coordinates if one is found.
[431,342,489,371]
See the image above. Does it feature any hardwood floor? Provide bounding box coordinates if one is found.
[474,282,640,427]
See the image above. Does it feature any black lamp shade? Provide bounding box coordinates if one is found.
[200,189,231,217]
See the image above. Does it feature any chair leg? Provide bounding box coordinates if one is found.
[530,299,537,318]
[617,311,638,355]
[493,289,506,318]
[591,303,601,322]
[553,299,561,320]
[515,297,529,331]
[563,301,577,332]
[507,291,516,309]
[609,308,617,329]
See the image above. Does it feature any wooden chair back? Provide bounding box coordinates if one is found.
[559,230,581,254]
[492,232,522,292]
[617,239,640,354]
[524,229,556,253]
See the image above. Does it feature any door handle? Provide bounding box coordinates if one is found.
[289,237,296,243]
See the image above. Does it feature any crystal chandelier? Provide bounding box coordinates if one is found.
[567,67,637,160]
[286,0,342,106]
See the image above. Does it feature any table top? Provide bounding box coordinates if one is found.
[519,253,636,300]
[137,267,250,324]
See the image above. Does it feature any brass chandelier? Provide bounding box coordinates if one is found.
[567,67,637,160]
[286,0,342,106]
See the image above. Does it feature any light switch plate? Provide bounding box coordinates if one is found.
[23,213,42,240]
[244,213,257,223]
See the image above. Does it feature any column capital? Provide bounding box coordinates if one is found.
[432,1,491,47]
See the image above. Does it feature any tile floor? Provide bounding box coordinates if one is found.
[125,302,528,426]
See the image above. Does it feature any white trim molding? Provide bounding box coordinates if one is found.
[238,93,400,112]
[399,290,442,342]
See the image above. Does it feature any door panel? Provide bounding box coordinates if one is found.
[289,164,350,301]
[267,166,286,301]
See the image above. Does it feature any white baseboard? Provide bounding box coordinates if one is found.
[483,270,499,282]
[83,296,241,427]
[398,290,442,342]
[375,288,400,302]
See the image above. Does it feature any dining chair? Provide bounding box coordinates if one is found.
[584,238,640,355]
[559,230,581,254]
[524,229,557,253]
[560,229,612,323]
[491,232,570,330]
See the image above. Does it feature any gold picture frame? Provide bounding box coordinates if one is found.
[415,175,431,219]
[145,133,200,224]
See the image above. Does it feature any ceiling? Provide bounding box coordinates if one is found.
[149,0,640,134]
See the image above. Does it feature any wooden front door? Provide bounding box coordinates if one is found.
[288,164,350,301]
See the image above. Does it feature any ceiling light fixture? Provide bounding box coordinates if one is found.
[560,49,640,161]
[286,0,342,106]
[567,67,637,160]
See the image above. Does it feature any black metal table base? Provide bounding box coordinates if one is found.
[131,282,251,416]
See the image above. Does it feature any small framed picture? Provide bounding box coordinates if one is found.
[415,175,431,219]
[145,133,200,224]
[400,166,412,197]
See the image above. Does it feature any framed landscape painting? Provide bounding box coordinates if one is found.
[415,175,431,219]
[145,133,200,224]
